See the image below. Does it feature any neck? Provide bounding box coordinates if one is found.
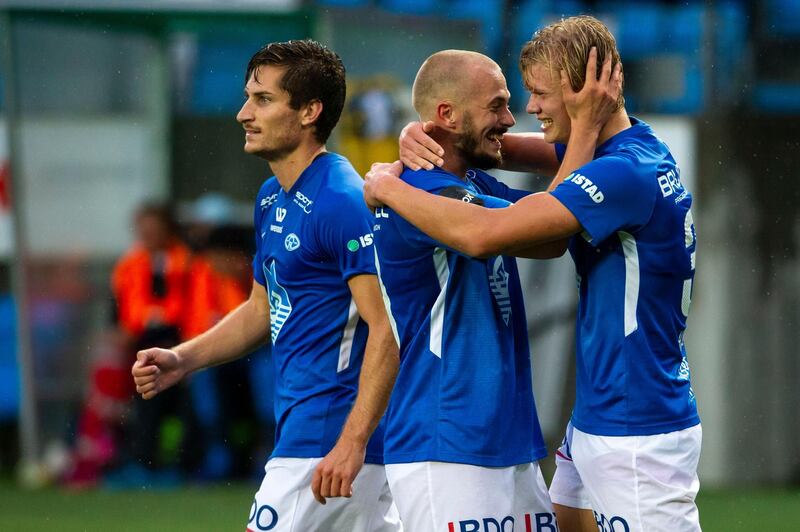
[270,142,327,192]
[596,108,632,146]
[430,128,469,180]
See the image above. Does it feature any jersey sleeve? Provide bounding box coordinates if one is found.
[397,170,511,251]
[468,169,530,203]
[550,154,656,245]
[554,143,567,162]
[317,192,378,281]
[251,183,270,287]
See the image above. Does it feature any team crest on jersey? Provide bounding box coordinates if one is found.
[489,257,512,326]
[264,261,292,343]
[284,233,300,251]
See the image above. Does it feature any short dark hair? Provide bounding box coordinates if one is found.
[245,39,346,144]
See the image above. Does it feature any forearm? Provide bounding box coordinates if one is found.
[337,323,399,446]
[500,132,560,175]
[381,182,499,257]
[174,296,269,374]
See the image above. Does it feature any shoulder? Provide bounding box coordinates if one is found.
[256,177,280,207]
[400,166,463,192]
[318,153,366,195]
[114,246,146,271]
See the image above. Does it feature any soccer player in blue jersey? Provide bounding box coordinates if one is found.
[364,16,702,532]
[367,49,566,531]
[131,40,401,532]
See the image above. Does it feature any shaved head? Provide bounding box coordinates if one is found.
[412,50,503,120]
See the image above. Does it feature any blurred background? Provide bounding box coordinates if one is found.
[0,0,799,529]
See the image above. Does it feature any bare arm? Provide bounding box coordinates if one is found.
[132,280,270,399]
[499,132,560,175]
[311,273,399,504]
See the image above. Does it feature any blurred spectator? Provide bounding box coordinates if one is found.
[339,75,407,175]
[186,225,273,480]
[103,202,200,487]
[61,330,132,488]
[183,192,237,252]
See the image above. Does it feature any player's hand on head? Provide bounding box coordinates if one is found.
[363,160,403,210]
[311,438,367,505]
[131,347,184,400]
[561,46,623,132]
[399,121,444,171]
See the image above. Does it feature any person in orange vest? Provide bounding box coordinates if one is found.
[105,202,201,487]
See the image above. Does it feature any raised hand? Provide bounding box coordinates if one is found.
[561,47,623,132]
[363,161,403,210]
[399,121,444,171]
[131,347,186,400]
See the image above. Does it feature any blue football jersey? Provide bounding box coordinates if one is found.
[550,117,700,436]
[375,166,547,467]
[252,152,385,462]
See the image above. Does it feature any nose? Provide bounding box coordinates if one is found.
[500,106,515,129]
[236,99,252,124]
[526,93,540,115]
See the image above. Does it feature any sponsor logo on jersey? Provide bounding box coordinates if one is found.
[489,257,512,326]
[447,512,558,532]
[375,207,389,219]
[248,500,279,531]
[263,261,291,343]
[270,224,283,234]
[347,233,373,252]
[657,167,684,198]
[261,194,277,209]
[284,233,300,251]
[293,190,313,213]
[594,511,631,532]
[439,185,486,205]
[677,356,690,381]
[275,207,287,222]
[565,172,604,203]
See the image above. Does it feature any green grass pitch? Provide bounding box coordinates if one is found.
[0,482,799,530]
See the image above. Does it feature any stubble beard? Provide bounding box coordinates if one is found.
[454,112,503,171]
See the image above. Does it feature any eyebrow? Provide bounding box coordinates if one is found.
[244,89,272,98]
[487,95,509,107]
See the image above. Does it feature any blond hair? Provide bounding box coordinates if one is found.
[520,15,624,110]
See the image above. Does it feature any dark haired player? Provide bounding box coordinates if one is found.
[132,40,401,532]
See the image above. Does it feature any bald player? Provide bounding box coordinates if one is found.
[364,50,557,530]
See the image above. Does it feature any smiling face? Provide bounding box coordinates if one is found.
[236,65,304,161]
[523,63,571,145]
[454,64,516,169]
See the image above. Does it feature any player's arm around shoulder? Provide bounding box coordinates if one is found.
[132,280,270,399]
[312,273,399,504]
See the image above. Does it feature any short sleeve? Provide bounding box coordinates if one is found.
[550,155,656,245]
[396,170,511,251]
[317,192,378,281]
[468,169,531,203]
[251,182,273,287]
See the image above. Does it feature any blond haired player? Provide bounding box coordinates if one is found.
[367,16,702,532]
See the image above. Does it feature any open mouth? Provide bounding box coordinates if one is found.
[486,131,505,150]
[539,118,553,130]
